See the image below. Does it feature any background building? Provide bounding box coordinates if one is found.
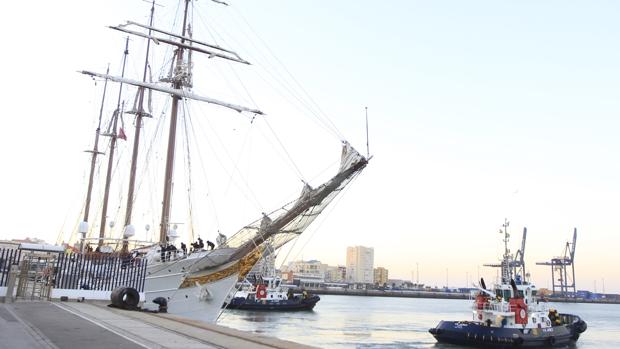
[374,266,389,286]
[326,265,347,283]
[346,246,374,283]
[282,259,327,287]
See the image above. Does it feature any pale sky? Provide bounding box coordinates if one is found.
[1,1,619,294]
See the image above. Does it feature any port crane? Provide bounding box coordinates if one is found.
[536,228,577,297]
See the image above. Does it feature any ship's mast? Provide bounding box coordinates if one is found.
[99,38,130,246]
[80,0,261,246]
[123,0,156,240]
[501,218,511,283]
[80,66,110,250]
[159,0,191,244]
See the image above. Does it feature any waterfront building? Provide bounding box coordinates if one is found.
[374,267,389,286]
[346,246,374,284]
[282,260,327,287]
[326,265,347,282]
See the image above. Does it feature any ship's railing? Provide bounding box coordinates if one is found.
[472,301,512,313]
[472,299,550,313]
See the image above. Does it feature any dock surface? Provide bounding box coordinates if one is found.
[0,301,318,349]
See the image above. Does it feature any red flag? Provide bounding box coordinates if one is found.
[118,128,127,141]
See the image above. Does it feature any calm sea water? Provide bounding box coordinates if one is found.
[216,295,620,349]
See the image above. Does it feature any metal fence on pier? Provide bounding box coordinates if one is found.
[55,253,147,292]
[0,248,21,286]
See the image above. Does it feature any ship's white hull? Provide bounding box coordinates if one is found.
[142,248,240,322]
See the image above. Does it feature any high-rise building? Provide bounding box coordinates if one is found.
[374,267,389,286]
[346,246,374,283]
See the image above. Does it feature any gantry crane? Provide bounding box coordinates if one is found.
[536,228,577,297]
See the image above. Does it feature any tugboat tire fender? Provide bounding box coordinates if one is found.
[512,337,524,346]
[578,320,588,333]
[547,336,556,345]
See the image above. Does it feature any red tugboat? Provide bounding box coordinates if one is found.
[429,221,587,347]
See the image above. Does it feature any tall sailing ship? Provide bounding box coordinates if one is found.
[70,0,368,322]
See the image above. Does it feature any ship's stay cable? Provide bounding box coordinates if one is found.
[262,118,305,181]
[194,6,342,164]
[184,107,222,238]
[228,5,344,140]
[194,6,340,143]
[287,178,356,266]
[192,4,343,186]
[181,101,198,242]
[189,103,265,212]
[193,8,257,109]
[199,9,316,115]
[133,97,170,241]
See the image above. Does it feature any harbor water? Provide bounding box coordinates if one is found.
[216,295,620,349]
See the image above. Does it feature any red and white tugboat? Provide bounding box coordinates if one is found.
[429,221,587,347]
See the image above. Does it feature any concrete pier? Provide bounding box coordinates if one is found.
[0,301,318,349]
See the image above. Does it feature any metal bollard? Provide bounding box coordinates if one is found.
[4,265,19,303]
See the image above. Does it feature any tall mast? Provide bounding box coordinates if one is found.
[159,0,191,244]
[99,38,130,246]
[80,66,110,249]
[123,0,156,237]
[501,218,511,283]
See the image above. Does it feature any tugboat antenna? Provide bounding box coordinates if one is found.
[365,106,370,159]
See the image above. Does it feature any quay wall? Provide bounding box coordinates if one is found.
[301,288,620,304]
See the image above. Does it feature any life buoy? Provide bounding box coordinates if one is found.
[257,288,267,298]
[519,309,526,319]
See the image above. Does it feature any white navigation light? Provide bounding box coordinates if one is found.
[124,224,136,238]
[79,221,89,234]
[168,226,179,240]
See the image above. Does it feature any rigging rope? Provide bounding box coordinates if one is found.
[228,4,344,140]
[181,100,197,242]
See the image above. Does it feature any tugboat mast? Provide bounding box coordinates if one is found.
[501,218,511,283]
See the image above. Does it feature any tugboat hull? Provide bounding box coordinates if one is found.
[429,316,586,348]
[225,295,320,311]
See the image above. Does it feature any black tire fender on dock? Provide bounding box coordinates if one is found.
[111,287,140,310]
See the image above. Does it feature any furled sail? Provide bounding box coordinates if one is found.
[224,141,368,262]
